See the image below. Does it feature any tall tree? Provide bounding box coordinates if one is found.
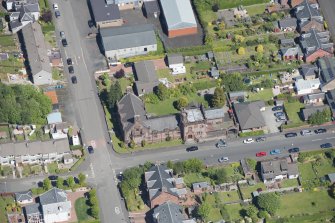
[66,176,75,189]
[256,193,280,215]
[43,178,52,191]
[78,173,86,186]
[175,97,189,110]
[155,83,169,101]
[56,177,64,189]
[211,87,225,107]
[197,202,211,221]
[108,81,122,109]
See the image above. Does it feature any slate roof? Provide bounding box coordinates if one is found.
[278,18,297,29]
[192,182,209,190]
[100,24,156,51]
[328,173,335,183]
[303,92,325,101]
[325,89,335,116]
[280,38,296,47]
[90,0,120,22]
[153,202,195,223]
[134,60,159,95]
[233,101,266,130]
[302,105,329,120]
[184,108,204,122]
[117,93,146,133]
[261,158,298,181]
[167,54,183,65]
[143,115,179,131]
[39,188,67,205]
[295,0,322,21]
[317,57,335,83]
[280,45,302,57]
[15,190,32,202]
[21,23,52,76]
[204,108,224,119]
[0,138,70,157]
[24,203,41,215]
[144,0,160,14]
[159,0,197,30]
[300,29,333,57]
[299,64,318,78]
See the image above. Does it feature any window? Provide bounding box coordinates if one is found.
[144,47,147,52]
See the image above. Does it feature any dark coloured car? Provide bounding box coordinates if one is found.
[68,65,74,74]
[288,147,300,153]
[321,143,332,149]
[216,139,227,148]
[55,10,60,18]
[186,146,199,152]
[48,175,58,181]
[274,112,285,117]
[87,146,94,154]
[62,38,68,47]
[256,137,266,142]
[272,106,283,111]
[88,20,94,28]
[124,62,133,68]
[315,128,327,134]
[71,76,77,84]
[67,58,72,65]
[285,132,297,138]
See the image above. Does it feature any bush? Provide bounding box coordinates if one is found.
[239,130,264,137]
[166,136,172,141]
[141,140,146,147]
[114,69,125,79]
[267,99,274,106]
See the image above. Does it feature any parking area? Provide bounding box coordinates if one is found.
[262,106,283,133]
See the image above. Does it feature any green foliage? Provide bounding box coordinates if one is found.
[197,202,212,221]
[56,177,64,189]
[257,210,269,219]
[183,158,204,173]
[246,205,258,217]
[101,73,111,87]
[78,173,86,186]
[66,176,75,189]
[107,81,122,109]
[256,44,264,53]
[175,97,189,110]
[90,205,99,219]
[256,193,281,215]
[246,158,257,171]
[167,160,173,169]
[0,83,52,124]
[141,140,146,147]
[155,83,169,101]
[239,130,264,137]
[192,80,217,91]
[214,168,228,184]
[221,73,245,92]
[43,178,52,191]
[211,87,225,107]
[308,108,331,125]
[122,167,143,190]
[173,162,185,175]
[144,93,159,104]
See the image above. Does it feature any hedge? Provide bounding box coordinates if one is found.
[239,130,264,137]
[70,156,86,171]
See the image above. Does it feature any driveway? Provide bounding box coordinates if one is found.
[262,106,281,133]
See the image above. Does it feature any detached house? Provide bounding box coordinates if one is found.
[15,190,33,205]
[167,54,186,75]
[278,18,297,32]
[9,0,40,33]
[317,57,335,92]
[233,101,266,132]
[152,202,196,223]
[261,158,299,183]
[90,0,122,28]
[299,29,333,63]
[295,78,320,95]
[295,0,324,33]
[134,60,159,96]
[145,165,186,208]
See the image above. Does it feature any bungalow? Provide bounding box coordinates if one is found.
[167,54,186,75]
[317,57,335,92]
[294,78,320,95]
[278,18,297,32]
[210,67,220,79]
[325,89,335,118]
[15,190,33,205]
[233,101,266,132]
[261,158,299,183]
[302,104,329,120]
[152,202,196,223]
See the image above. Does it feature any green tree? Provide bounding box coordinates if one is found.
[256,44,264,53]
[101,73,111,87]
[43,178,52,191]
[308,108,331,125]
[90,205,100,219]
[122,167,143,190]
[108,81,122,109]
[197,202,211,221]
[66,176,75,189]
[256,193,281,215]
[183,158,203,173]
[173,162,185,175]
[215,169,228,184]
[175,97,189,110]
[218,21,225,30]
[221,73,245,92]
[237,47,246,55]
[56,177,64,189]
[211,87,225,107]
[78,173,86,186]
[233,35,245,43]
[155,83,169,101]
[89,189,97,198]
[167,160,174,169]
[246,205,258,217]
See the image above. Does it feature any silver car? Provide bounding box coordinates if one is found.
[218,157,229,163]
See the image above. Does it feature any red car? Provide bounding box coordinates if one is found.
[256,151,267,157]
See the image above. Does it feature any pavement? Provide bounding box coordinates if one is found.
[319,0,335,40]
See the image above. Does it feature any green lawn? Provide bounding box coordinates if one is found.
[118,77,132,93]
[279,179,299,188]
[240,183,266,199]
[47,162,58,174]
[75,197,94,222]
[52,68,63,80]
[208,208,223,222]
[224,203,247,221]
[298,162,317,181]
[284,101,305,124]
[0,35,15,47]
[0,196,15,223]
[183,173,211,188]
[224,163,244,182]
[215,0,269,9]
[245,3,267,16]
[313,158,335,177]
[218,191,241,203]
[248,88,274,101]
[277,190,335,217]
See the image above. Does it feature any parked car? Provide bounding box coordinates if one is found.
[53,3,58,10]
[68,65,74,74]
[216,139,227,148]
[87,146,94,154]
[285,132,297,138]
[88,20,94,28]
[60,31,65,38]
[276,116,286,122]
[67,58,72,65]
[55,10,60,18]
[218,157,229,163]
[288,147,300,153]
[274,112,285,117]
[315,128,327,134]
[272,106,283,111]
[301,129,313,136]
[48,175,58,181]
[321,143,332,149]
[256,151,267,157]
[72,76,77,84]
[243,138,254,144]
[256,137,266,142]
[62,38,68,47]
[186,146,198,152]
[270,149,281,155]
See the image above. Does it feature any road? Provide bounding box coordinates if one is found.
[319,0,335,39]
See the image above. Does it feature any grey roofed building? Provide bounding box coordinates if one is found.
[152,201,196,223]
[192,182,210,191]
[21,22,52,85]
[302,104,329,120]
[167,54,183,65]
[233,101,266,130]
[39,188,67,205]
[143,115,179,132]
[229,91,247,102]
[143,0,160,18]
[100,24,157,59]
[15,190,32,203]
[326,89,335,117]
[210,67,220,78]
[280,38,296,47]
[204,107,224,119]
[261,158,299,183]
[302,92,325,102]
[134,60,159,95]
[0,138,70,157]
[24,203,41,215]
[159,0,197,30]
[295,0,322,21]
[327,173,335,183]
[278,18,297,30]
[299,64,318,79]
[90,0,122,28]
[317,57,335,84]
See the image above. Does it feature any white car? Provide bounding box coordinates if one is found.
[218,157,229,163]
[53,3,59,10]
[243,138,254,144]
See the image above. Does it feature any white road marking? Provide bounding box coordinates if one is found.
[74,56,78,65]
[64,49,68,59]
[312,138,323,141]
[326,136,335,140]
[90,163,95,178]
[115,207,120,215]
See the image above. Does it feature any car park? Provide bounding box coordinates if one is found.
[285,132,297,138]
[321,143,332,149]
[301,129,312,136]
[62,38,68,47]
[67,58,72,65]
[272,106,283,111]
[288,147,300,153]
[256,151,267,157]
[72,76,77,84]
[243,138,254,144]
[256,137,266,142]
[270,149,281,155]
[216,139,227,148]
[87,146,94,154]
[55,10,60,18]
[315,128,327,134]
[60,31,65,38]
[186,146,198,152]
[218,157,229,163]
[274,112,285,117]
[68,66,74,74]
